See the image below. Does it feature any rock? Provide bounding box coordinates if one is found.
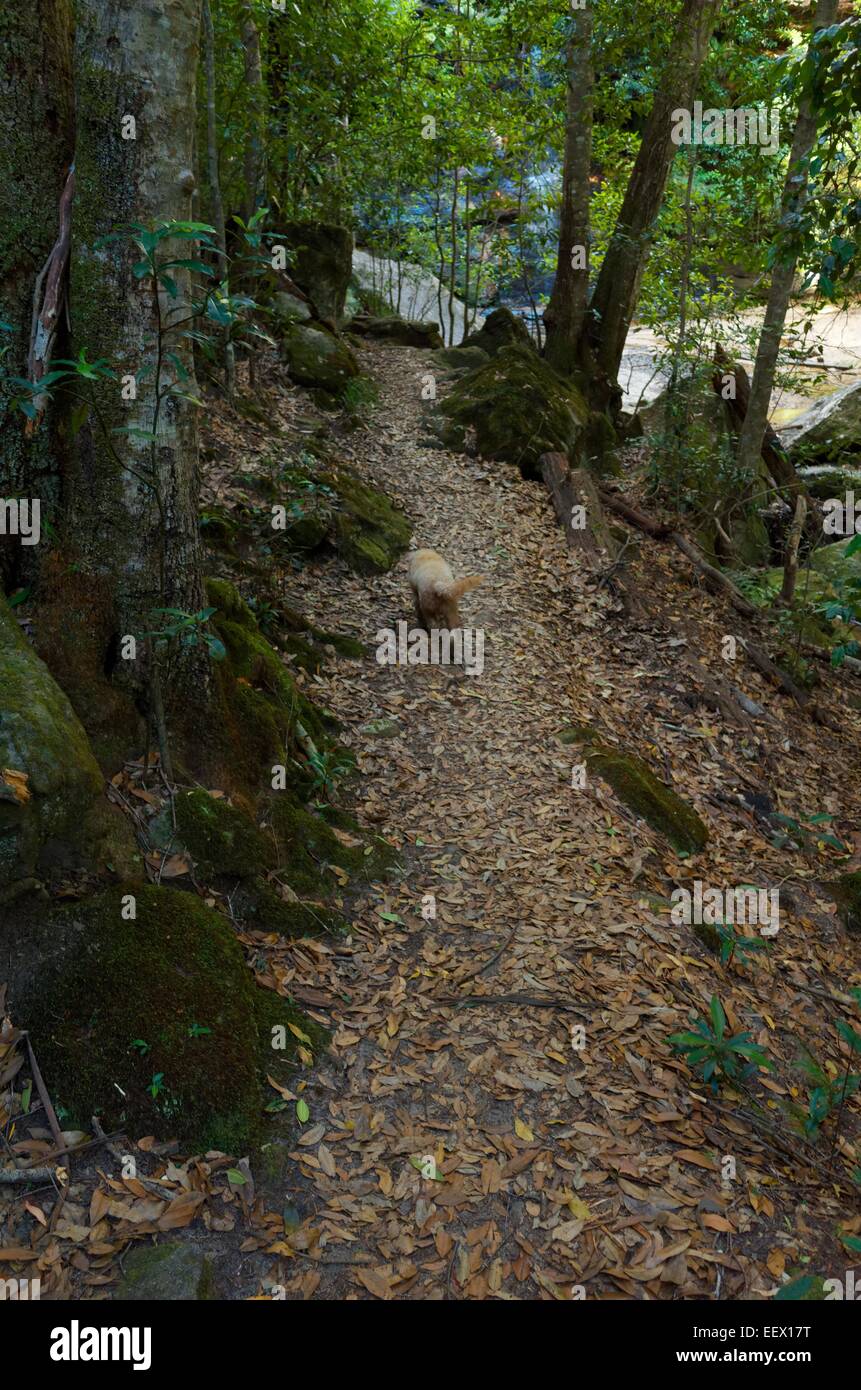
[780,380,861,464]
[0,592,136,902]
[351,248,483,346]
[432,343,589,478]
[21,885,286,1153]
[826,871,861,933]
[325,464,412,573]
[431,345,490,372]
[351,314,443,349]
[559,727,708,855]
[116,1242,215,1301]
[283,221,353,325]
[174,788,273,880]
[464,306,531,356]
[280,322,360,396]
[271,289,312,327]
[797,463,861,501]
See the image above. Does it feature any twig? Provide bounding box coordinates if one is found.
[23,1035,66,1159]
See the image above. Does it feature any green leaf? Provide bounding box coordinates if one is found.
[296,1098,310,1124]
[709,994,726,1042]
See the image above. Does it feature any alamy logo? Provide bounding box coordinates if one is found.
[823,492,861,535]
[0,497,41,545]
[671,881,780,937]
[376,621,485,676]
[0,1277,40,1300]
[671,102,780,153]
[50,1321,151,1371]
[824,1271,861,1300]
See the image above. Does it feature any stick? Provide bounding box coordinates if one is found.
[24,1035,66,1159]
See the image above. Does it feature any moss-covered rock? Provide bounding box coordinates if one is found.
[351,314,443,349]
[116,1242,215,1301]
[283,220,353,326]
[264,795,397,896]
[826,871,861,934]
[280,322,360,396]
[174,789,272,880]
[324,466,412,573]
[559,728,708,855]
[797,464,861,502]
[25,886,268,1152]
[464,307,531,357]
[236,878,350,938]
[433,343,588,477]
[432,345,491,373]
[0,591,138,901]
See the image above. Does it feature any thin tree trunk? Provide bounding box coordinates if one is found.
[544,4,593,374]
[735,0,839,485]
[240,0,266,224]
[586,0,721,399]
[202,0,235,397]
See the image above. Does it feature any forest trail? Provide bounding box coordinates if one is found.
[284,344,623,1300]
[257,343,787,1302]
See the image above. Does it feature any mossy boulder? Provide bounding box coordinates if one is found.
[432,345,491,373]
[280,323,360,396]
[826,871,861,934]
[116,1243,215,1301]
[324,465,412,573]
[433,343,588,477]
[204,578,336,793]
[0,591,137,901]
[797,464,861,502]
[271,289,312,329]
[782,381,861,466]
[24,886,277,1152]
[352,314,444,349]
[283,220,353,325]
[559,728,708,855]
[174,789,273,880]
[464,307,531,357]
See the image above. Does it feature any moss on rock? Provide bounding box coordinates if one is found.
[26,886,267,1153]
[174,789,272,880]
[236,878,350,938]
[324,466,412,574]
[827,871,861,934]
[560,728,708,855]
[0,591,139,900]
[433,343,588,477]
[116,1242,215,1301]
[281,322,360,396]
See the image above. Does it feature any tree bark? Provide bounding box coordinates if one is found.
[202,0,235,396]
[543,5,593,375]
[240,0,266,224]
[65,0,207,711]
[734,0,839,483]
[0,0,75,587]
[586,0,721,400]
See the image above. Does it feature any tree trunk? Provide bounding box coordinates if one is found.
[734,0,839,484]
[240,0,265,224]
[202,0,235,396]
[543,6,593,375]
[64,0,207,714]
[0,0,75,588]
[586,0,720,399]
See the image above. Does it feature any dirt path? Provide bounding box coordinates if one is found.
[263,342,832,1302]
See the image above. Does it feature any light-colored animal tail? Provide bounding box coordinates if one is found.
[447,575,483,600]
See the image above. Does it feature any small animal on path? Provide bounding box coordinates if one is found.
[408,548,483,630]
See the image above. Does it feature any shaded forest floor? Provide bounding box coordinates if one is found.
[4,340,861,1300]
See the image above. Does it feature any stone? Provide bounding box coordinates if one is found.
[283,221,353,325]
[280,323,360,395]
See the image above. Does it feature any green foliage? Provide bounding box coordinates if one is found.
[669,995,772,1090]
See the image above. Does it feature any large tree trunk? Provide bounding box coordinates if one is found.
[734,0,839,485]
[543,5,593,375]
[586,0,720,400]
[60,0,207,725]
[0,0,75,588]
